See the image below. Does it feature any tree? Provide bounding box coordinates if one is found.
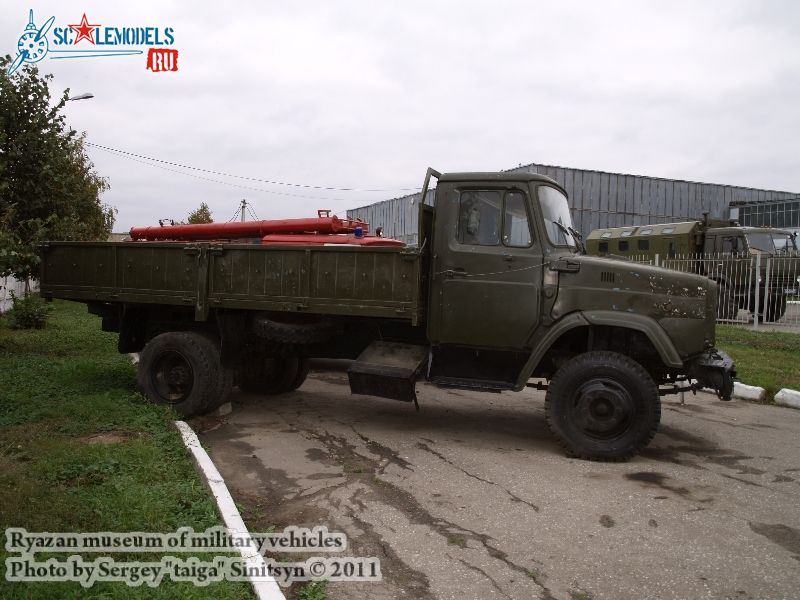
[0,56,114,282]
[187,202,213,224]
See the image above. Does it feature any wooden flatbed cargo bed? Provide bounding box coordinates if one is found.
[40,241,424,324]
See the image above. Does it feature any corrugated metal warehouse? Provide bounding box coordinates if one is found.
[732,196,800,233]
[347,162,798,245]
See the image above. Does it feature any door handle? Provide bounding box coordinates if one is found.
[502,254,514,262]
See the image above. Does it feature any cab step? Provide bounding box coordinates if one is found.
[348,341,429,403]
[429,376,515,393]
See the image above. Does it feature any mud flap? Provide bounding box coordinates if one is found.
[348,341,429,404]
[688,349,736,400]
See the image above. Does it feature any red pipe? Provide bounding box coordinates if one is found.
[261,234,404,247]
[130,215,368,241]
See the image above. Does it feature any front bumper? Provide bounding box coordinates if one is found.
[688,349,737,400]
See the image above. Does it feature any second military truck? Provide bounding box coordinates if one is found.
[40,169,735,461]
[587,215,799,322]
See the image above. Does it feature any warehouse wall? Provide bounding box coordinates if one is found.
[348,189,434,246]
[347,163,798,244]
[733,197,800,233]
[510,163,797,238]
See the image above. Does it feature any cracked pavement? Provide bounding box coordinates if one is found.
[196,360,800,599]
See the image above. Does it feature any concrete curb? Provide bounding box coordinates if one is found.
[775,388,800,409]
[732,382,766,403]
[174,421,286,600]
[726,382,800,409]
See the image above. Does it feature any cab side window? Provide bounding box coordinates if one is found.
[458,190,501,245]
[458,190,532,247]
[502,191,532,247]
[721,236,741,255]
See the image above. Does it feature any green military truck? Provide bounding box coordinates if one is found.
[586,216,799,322]
[40,169,735,461]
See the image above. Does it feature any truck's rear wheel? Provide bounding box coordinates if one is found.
[138,331,232,416]
[545,351,660,461]
[239,356,310,395]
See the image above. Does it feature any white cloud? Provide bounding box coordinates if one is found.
[3,0,798,232]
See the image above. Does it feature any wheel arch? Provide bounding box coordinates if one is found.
[515,310,683,389]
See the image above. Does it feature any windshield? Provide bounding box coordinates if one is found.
[538,186,577,250]
[746,232,798,254]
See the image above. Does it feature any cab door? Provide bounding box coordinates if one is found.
[427,182,542,349]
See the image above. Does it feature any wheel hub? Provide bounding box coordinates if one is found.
[168,365,190,386]
[573,379,634,438]
[152,350,194,404]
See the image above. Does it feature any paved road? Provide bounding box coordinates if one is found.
[198,361,800,600]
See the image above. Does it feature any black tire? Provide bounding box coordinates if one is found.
[716,282,737,320]
[138,331,232,417]
[288,357,310,392]
[545,351,661,461]
[197,332,234,410]
[239,356,310,395]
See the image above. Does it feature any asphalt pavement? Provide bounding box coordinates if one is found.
[197,360,800,600]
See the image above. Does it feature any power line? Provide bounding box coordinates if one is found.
[85,142,419,193]
[226,205,240,223]
[92,145,353,202]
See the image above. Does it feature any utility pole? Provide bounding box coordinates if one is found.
[240,199,247,222]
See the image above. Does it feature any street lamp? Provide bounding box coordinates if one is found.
[67,92,94,101]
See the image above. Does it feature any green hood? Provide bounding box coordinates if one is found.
[549,255,716,358]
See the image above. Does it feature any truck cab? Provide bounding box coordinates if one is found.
[702,225,797,257]
[386,170,734,460]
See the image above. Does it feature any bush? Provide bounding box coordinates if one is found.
[6,291,51,329]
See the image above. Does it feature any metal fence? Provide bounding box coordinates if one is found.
[628,253,800,329]
[0,277,36,313]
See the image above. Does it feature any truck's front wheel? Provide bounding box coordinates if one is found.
[545,351,660,461]
[138,332,232,416]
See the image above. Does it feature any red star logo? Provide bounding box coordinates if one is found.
[68,13,101,45]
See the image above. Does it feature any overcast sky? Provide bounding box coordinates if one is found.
[4,1,799,232]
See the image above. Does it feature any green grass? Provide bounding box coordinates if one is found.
[0,300,253,599]
[297,581,327,600]
[716,324,800,399]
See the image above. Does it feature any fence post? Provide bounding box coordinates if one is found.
[763,256,772,325]
[753,253,761,331]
